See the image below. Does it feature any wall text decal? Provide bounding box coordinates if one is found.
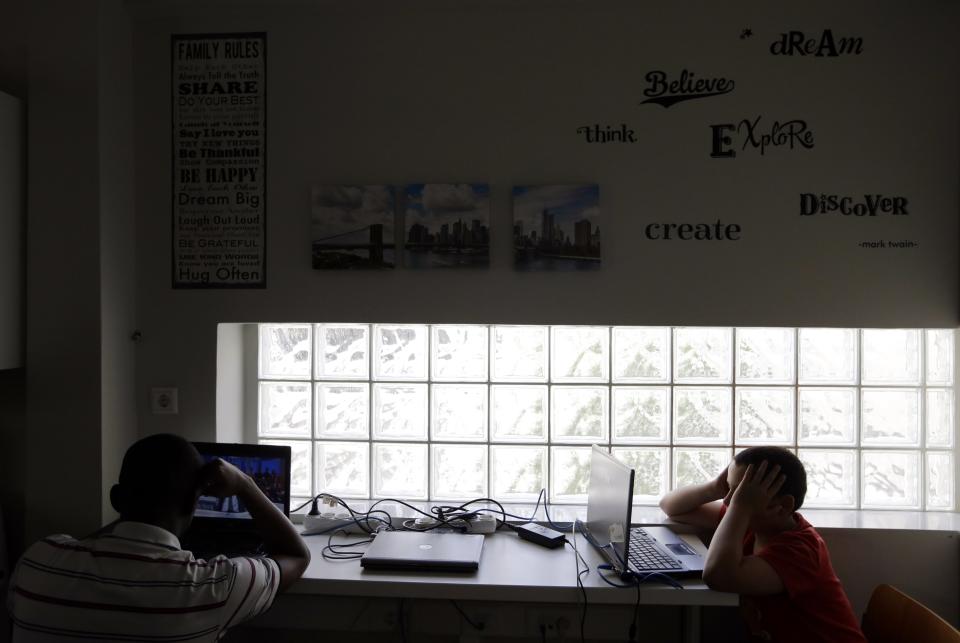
[643,220,741,241]
[800,194,909,216]
[639,70,735,108]
[576,124,638,143]
[770,30,863,57]
[710,116,815,157]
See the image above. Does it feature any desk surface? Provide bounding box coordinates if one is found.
[290,528,737,607]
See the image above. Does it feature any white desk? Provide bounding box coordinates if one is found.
[284,527,737,642]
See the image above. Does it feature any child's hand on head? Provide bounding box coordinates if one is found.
[730,460,786,515]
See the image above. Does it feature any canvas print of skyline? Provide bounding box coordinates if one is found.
[311,185,395,269]
[513,185,601,270]
[403,183,490,269]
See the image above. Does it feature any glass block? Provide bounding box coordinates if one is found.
[551,326,609,382]
[674,327,732,383]
[798,449,857,508]
[372,384,427,441]
[316,324,368,380]
[862,450,920,509]
[491,445,547,501]
[926,452,955,510]
[798,388,857,446]
[612,327,670,383]
[316,383,369,439]
[862,329,921,385]
[798,328,857,385]
[673,447,730,488]
[491,325,547,382]
[612,447,669,504]
[673,387,732,445]
[926,329,954,385]
[259,324,312,380]
[316,441,369,498]
[551,447,593,503]
[373,324,428,381]
[258,382,311,438]
[612,387,669,444]
[861,389,920,446]
[431,444,487,500]
[926,389,955,448]
[373,443,428,500]
[551,386,609,443]
[261,439,312,498]
[735,388,794,445]
[431,384,487,442]
[491,385,547,442]
[736,328,795,384]
[432,325,488,382]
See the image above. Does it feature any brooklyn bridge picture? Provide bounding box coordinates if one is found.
[311,185,396,269]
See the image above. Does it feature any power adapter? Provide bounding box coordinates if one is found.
[515,522,565,549]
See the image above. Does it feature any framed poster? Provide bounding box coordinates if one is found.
[172,32,266,288]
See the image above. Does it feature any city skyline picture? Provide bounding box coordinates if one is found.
[513,184,601,270]
[311,185,396,269]
[403,183,490,269]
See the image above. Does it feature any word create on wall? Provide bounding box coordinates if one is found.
[172,33,266,288]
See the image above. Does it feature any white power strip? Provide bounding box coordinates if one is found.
[302,512,373,535]
[465,514,498,534]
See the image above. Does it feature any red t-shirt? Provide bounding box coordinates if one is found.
[718,507,867,643]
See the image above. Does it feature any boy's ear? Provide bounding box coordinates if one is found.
[109,484,126,514]
[776,494,796,515]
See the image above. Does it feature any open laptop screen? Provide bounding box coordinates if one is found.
[585,445,634,572]
[192,442,291,521]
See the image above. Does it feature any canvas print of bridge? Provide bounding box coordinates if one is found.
[403,183,490,269]
[513,185,601,270]
[311,185,396,269]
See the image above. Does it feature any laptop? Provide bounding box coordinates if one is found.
[360,531,484,572]
[583,445,705,578]
[181,442,292,559]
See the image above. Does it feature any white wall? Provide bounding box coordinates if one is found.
[130,0,959,443]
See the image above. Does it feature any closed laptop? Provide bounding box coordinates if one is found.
[360,531,484,572]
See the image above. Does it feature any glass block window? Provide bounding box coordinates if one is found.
[256,325,956,510]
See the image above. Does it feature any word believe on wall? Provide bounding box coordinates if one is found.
[172,32,266,288]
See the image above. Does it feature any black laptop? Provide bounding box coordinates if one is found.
[583,445,705,578]
[181,442,292,559]
[360,531,484,572]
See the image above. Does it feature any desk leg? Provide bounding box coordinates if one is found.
[681,605,701,643]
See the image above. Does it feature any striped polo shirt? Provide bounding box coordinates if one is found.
[7,521,280,642]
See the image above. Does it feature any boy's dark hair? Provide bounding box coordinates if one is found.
[734,446,807,510]
[111,434,204,518]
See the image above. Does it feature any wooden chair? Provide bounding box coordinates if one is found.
[862,584,960,643]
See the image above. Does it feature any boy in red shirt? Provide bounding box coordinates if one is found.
[659,446,866,643]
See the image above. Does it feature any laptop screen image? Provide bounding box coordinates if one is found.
[192,442,292,522]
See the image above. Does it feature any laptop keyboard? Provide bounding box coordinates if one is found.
[627,529,683,572]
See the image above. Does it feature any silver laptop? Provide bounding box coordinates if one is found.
[360,531,484,572]
[584,446,705,578]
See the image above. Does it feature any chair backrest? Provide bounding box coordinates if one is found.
[862,584,960,643]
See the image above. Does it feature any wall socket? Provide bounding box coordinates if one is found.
[151,387,178,414]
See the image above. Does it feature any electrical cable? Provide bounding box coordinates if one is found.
[571,519,588,643]
[450,600,484,631]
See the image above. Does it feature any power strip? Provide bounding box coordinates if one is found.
[302,512,373,535]
[465,514,498,534]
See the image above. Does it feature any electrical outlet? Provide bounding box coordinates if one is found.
[151,387,178,414]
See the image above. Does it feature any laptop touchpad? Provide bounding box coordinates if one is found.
[665,542,696,556]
